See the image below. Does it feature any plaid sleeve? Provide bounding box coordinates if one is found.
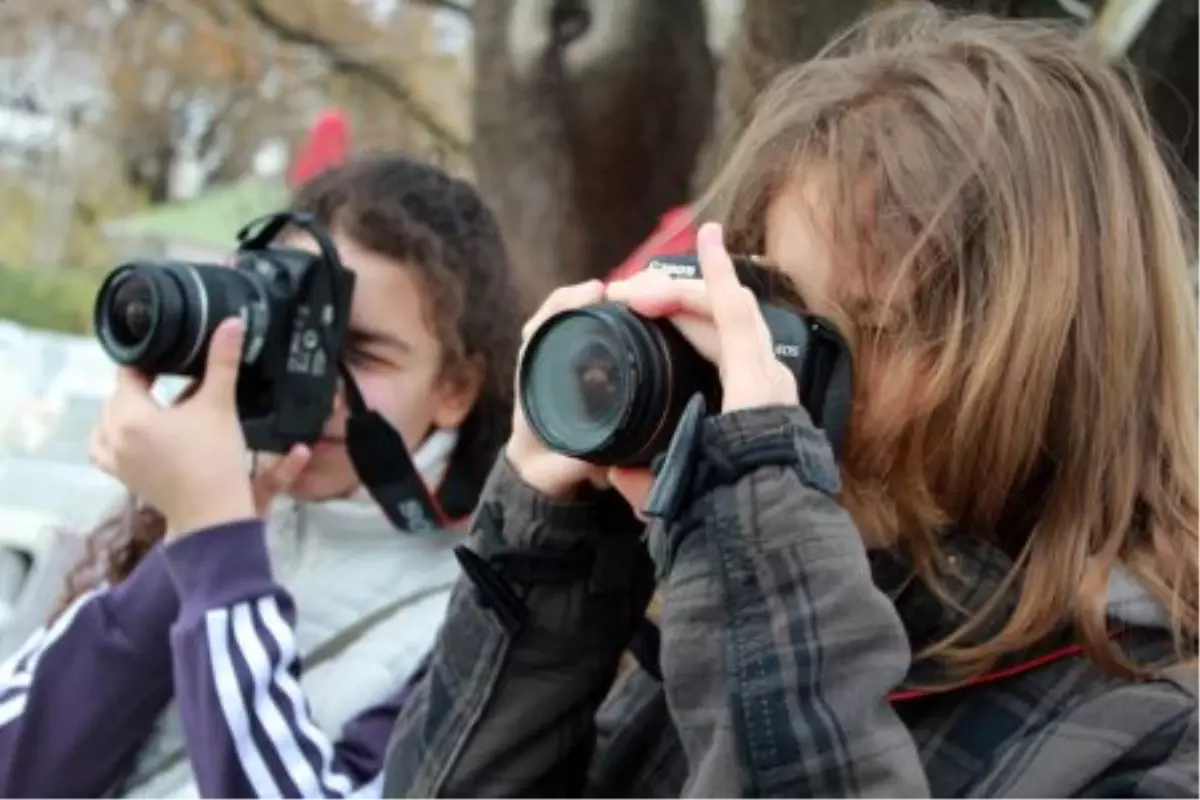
[650,405,929,797]
[382,454,654,798]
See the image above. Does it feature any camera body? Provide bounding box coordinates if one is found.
[93,212,355,453]
[518,254,853,466]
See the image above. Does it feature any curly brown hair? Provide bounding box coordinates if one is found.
[57,153,521,611]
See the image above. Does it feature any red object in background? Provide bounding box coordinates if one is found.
[606,205,698,282]
[288,109,351,189]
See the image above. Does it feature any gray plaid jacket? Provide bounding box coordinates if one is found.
[382,406,1197,797]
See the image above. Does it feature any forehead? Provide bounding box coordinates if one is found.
[285,228,438,348]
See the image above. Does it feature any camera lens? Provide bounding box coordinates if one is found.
[94,261,267,377]
[522,313,633,455]
[573,339,625,423]
[106,275,155,347]
[520,303,718,466]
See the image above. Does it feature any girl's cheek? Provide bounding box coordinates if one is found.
[354,370,439,446]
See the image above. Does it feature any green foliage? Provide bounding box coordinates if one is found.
[0,183,42,268]
[106,177,287,249]
[0,264,102,335]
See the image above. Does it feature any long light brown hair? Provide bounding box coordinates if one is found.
[703,3,1197,678]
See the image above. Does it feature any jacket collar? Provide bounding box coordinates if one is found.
[871,532,1180,690]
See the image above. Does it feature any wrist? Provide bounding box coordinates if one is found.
[504,439,581,500]
[166,485,257,539]
[482,454,644,552]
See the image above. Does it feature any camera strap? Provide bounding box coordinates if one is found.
[235,213,483,533]
[340,365,479,534]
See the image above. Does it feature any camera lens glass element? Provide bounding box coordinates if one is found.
[520,303,720,466]
[94,261,268,377]
[522,313,632,454]
[107,274,156,347]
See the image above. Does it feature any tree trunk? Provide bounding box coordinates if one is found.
[473,0,1194,307]
[696,0,879,190]
[1126,0,1198,202]
[472,0,715,308]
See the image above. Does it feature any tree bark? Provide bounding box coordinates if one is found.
[471,0,715,307]
[1126,0,1198,200]
[696,0,879,190]
[471,0,1193,306]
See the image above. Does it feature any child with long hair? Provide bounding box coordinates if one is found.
[382,6,1198,796]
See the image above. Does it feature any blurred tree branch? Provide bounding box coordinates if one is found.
[231,0,467,151]
[409,0,472,18]
[148,0,468,152]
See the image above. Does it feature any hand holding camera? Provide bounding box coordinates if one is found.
[88,318,315,535]
[510,221,852,509]
[88,318,256,534]
[606,223,800,413]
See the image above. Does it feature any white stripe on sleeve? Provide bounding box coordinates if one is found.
[206,597,362,798]
[206,607,284,797]
[0,587,105,727]
[256,598,355,796]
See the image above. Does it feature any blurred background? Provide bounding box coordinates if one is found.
[0,0,1194,655]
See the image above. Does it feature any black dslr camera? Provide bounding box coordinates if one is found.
[92,212,355,453]
[518,254,853,466]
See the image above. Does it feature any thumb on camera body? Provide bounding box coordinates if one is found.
[196,317,245,406]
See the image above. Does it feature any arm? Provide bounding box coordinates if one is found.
[382,455,655,797]
[653,406,927,797]
[0,547,179,797]
[164,519,402,798]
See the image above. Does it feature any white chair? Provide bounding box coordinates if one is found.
[0,477,124,661]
